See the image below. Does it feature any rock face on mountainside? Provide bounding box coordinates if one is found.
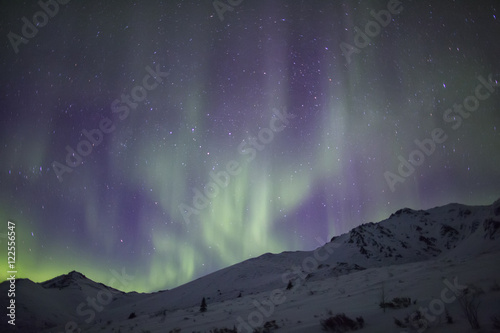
[1,199,499,333]
[341,201,500,262]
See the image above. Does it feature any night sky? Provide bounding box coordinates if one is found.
[1,0,499,293]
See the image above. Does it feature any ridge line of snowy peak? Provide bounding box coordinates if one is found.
[329,200,500,264]
[227,199,500,292]
[181,199,500,281]
[40,270,88,289]
[39,270,128,295]
[191,199,500,293]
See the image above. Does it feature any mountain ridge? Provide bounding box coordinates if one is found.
[2,198,499,332]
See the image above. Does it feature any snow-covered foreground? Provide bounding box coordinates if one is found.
[2,199,500,333]
[137,252,500,333]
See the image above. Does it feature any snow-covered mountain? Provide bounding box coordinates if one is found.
[2,199,500,333]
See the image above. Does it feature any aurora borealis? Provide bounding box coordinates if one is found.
[1,0,499,293]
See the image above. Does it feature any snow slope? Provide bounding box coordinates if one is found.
[1,199,500,332]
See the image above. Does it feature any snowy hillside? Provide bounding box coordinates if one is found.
[2,199,500,333]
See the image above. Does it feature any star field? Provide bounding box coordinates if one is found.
[0,0,499,292]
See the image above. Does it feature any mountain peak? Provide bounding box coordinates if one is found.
[41,270,87,289]
[67,270,86,279]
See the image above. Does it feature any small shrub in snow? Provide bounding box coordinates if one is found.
[286,280,293,290]
[200,297,207,312]
[251,320,279,332]
[393,310,427,331]
[394,318,405,328]
[264,320,279,329]
[457,286,482,329]
[128,312,136,319]
[320,313,364,332]
[379,297,412,309]
[168,329,181,333]
[491,315,500,330]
